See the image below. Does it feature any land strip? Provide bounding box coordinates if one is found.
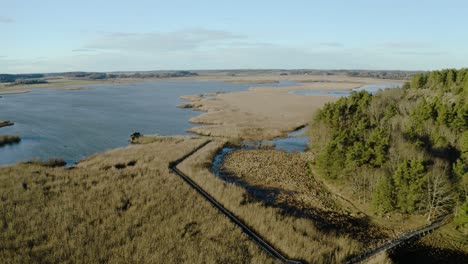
[0,120,14,128]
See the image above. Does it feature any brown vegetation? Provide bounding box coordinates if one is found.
[221,150,389,242]
[0,135,21,146]
[21,158,67,167]
[0,120,14,128]
[0,137,274,263]
[177,140,362,263]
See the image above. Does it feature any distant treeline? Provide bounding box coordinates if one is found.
[346,70,419,80]
[286,69,418,79]
[309,69,467,230]
[205,69,419,80]
[0,74,44,83]
[0,71,199,83]
[6,79,48,86]
[50,71,198,80]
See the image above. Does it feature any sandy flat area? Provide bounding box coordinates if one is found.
[182,75,403,139]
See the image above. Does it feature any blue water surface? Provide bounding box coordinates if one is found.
[0,80,294,165]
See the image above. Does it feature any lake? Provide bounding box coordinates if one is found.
[0,80,294,165]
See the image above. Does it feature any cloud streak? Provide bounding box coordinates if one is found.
[0,17,14,23]
[380,41,431,49]
[396,51,445,56]
[318,42,343,47]
[84,28,245,52]
[72,48,96,52]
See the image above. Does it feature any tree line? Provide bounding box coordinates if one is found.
[57,71,198,79]
[309,69,467,233]
[0,74,44,83]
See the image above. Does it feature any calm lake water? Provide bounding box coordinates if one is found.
[0,80,294,165]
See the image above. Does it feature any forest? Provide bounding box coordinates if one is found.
[309,69,467,233]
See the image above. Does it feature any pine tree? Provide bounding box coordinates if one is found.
[411,73,427,89]
[445,69,456,92]
[394,160,427,213]
[372,175,395,214]
[454,202,468,235]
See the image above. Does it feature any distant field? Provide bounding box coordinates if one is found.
[0,70,409,94]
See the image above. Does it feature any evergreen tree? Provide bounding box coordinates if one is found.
[372,175,395,214]
[445,69,456,91]
[411,73,427,88]
[454,202,468,234]
[393,160,427,213]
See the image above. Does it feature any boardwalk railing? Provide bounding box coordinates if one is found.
[344,216,448,264]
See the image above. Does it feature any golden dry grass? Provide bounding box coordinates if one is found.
[363,252,393,264]
[184,88,338,140]
[177,140,362,263]
[0,137,275,264]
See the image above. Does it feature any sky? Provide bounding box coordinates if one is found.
[1,0,467,73]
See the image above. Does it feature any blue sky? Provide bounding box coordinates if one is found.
[1,0,467,73]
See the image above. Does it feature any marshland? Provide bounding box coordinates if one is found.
[2,1,467,263]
